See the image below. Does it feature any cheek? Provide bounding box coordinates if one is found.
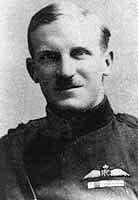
[78,62,103,84]
[37,66,56,84]
[80,67,103,93]
[78,57,104,76]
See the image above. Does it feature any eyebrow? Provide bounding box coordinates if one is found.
[35,46,93,59]
[70,46,92,56]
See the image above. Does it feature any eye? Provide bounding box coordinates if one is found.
[70,47,92,60]
[36,50,61,64]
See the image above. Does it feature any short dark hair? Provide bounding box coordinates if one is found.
[27,2,111,57]
[27,4,63,57]
[100,26,111,52]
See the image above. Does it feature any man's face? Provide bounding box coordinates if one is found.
[29,15,109,110]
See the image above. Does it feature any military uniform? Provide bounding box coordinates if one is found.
[0,96,138,199]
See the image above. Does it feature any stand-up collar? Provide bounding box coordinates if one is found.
[46,96,114,139]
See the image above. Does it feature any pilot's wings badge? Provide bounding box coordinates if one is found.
[82,164,130,189]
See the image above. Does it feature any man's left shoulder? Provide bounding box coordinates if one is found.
[114,113,138,143]
[115,113,138,129]
[113,113,138,154]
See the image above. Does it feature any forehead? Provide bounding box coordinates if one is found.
[30,14,101,52]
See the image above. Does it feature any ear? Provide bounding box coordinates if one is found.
[26,58,39,83]
[103,50,114,76]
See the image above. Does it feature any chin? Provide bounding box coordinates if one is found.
[54,98,91,111]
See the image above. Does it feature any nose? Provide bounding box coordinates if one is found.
[56,54,76,78]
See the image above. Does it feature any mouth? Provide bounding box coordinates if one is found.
[55,85,82,91]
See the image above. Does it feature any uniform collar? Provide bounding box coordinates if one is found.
[45,96,114,139]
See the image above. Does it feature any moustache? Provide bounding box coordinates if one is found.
[55,76,82,91]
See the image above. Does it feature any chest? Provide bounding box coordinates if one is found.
[24,133,136,188]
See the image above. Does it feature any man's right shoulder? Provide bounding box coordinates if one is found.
[0,116,48,147]
[0,117,47,198]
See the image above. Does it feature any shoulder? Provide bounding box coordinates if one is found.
[113,113,138,144]
[0,116,47,149]
[0,117,48,175]
[115,113,138,129]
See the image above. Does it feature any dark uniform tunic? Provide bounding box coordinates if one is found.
[0,96,138,199]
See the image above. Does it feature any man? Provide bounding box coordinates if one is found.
[0,1,138,199]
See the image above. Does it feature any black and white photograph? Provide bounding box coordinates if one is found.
[0,0,138,199]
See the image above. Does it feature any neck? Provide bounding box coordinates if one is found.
[46,96,114,136]
[47,97,105,121]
